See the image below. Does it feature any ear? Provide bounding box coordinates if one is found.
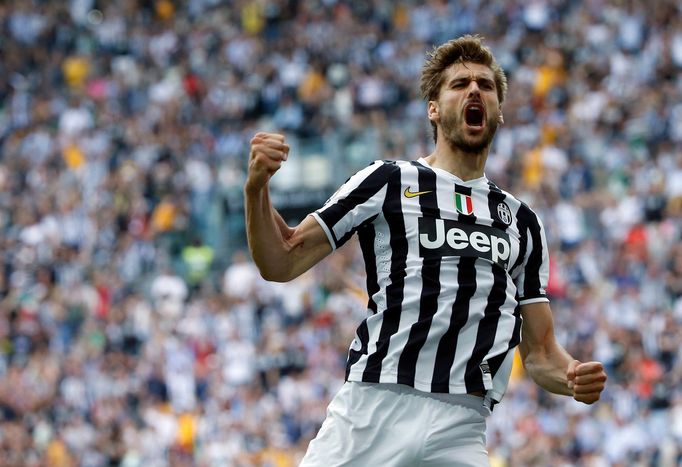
[498,108,504,125]
[428,101,440,123]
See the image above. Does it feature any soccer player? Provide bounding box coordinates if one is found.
[244,35,607,466]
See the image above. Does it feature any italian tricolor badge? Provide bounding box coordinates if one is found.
[455,192,474,215]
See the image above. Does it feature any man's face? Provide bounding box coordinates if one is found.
[429,62,501,154]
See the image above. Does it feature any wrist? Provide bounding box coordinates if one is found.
[244,179,267,197]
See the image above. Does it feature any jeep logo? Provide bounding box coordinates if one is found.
[418,218,511,268]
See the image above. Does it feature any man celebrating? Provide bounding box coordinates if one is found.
[245,35,606,466]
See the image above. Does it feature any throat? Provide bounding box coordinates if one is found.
[424,151,486,181]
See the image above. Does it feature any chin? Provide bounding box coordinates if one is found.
[442,117,498,154]
[446,133,494,154]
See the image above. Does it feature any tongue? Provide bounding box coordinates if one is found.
[465,107,483,126]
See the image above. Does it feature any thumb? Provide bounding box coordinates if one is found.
[566,359,580,390]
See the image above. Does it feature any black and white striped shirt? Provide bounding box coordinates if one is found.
[311,158,549,403]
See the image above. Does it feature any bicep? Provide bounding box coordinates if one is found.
[519,301,556,361]
[286,215,333,279]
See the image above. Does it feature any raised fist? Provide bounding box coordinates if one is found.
[246,132,290,193]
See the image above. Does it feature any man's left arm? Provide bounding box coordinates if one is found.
[519,301,607,404]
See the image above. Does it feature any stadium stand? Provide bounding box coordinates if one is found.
[0,0,681,465]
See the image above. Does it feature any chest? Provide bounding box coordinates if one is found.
[385,181,524,272]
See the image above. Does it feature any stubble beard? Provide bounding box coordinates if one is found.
[441,112,499,155]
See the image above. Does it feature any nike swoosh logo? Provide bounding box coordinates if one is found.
[404,187,433,198]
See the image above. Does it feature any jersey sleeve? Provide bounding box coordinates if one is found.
[514,208,550,305]
[311,160,394,250]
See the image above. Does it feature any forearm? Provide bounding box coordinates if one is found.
[244,184,294,281]
[520,302,607,404]
[522,341,574,397]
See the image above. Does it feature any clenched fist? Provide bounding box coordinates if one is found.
[245,132,290,194]
[567,360,607,404]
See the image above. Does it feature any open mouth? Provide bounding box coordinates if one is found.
[465,103,485,127]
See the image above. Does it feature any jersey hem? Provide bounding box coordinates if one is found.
[518,296,550,305]
[346,370,487,396]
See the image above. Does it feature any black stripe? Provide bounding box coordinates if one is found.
[346,319,369,380]
[397,163,441,387]
[454,184,472,196]
[487,180,501,190]
[430,256,477,392]
[486,181,510,232]
[515,204,544,299]
[464,263,507,393]
[358,222,379,314]
[337,213,379,251]
[487,350,509,379]
[362,168,406,382]
[509,302,523,349]
[488,182,529,276]
[318,161,395,246]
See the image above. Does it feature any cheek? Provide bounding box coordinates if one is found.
[439,111,458,131]
[441,104,461,123]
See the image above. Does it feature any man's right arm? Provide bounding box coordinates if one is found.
[244,132,332,282]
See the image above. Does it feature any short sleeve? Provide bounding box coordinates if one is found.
[514,208,550,305]
[311,160,395,250]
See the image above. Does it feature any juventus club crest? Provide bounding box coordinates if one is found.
[497,202,513,225]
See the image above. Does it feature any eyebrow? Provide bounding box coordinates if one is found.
[449,76,496,87]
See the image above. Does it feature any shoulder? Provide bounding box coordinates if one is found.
[486,180,524,206]
[379,159,411,171]
[354,159,404,181]
[486,180,543,227]
[380,158,429,175]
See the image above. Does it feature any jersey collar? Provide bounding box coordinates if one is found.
[417,157,490,187]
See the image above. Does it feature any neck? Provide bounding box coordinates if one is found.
[424,139,489,181]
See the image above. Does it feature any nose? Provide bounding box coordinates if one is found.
[467,81,481,97]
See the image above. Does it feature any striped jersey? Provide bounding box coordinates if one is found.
[311,158,550,403]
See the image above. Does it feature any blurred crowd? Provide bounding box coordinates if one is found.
[1,0,682,465]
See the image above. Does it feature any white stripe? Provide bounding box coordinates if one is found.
[506,199,524,279]
[351,213,392,377]
[518,296,550,306]
[514,223,533,298]
[536,216,550,296]
[310,212,336,251]
[489,350,515,402]
[487,275,520,358]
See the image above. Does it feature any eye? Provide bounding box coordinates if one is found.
[480,80,495,90]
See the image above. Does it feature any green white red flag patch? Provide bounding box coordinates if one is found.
[455,192,473,215]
